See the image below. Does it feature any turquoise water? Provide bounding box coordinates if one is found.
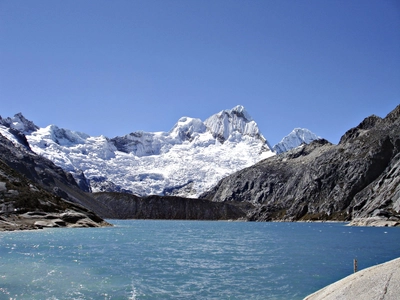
[1,220,400,299]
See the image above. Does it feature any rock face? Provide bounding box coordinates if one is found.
[201,105,400,225]
[0,211,106,231]
[92,192,247,220]
[304,257,400,300]
[0,131,112,231]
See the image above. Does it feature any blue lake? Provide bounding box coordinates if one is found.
[1,220,400,299]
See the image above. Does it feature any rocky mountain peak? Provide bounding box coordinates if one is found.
[273,128,320,154]
[0,113,39,134]
[385,104,400,124]
[204,105,263,143]
[169,117,206,141]
[339,114,383,144]
[229,105,253,121]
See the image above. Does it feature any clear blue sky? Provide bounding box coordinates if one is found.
[1,0,399,146]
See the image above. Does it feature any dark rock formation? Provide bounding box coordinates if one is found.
[92,192,247,220]
[201,105,400,225]
[72,170,92,193]
[1,211,106,230]
[0,133,112,230]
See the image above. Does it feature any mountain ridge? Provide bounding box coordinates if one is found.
[1,106,319,197]
[1,105,398,226]
[200,105,400,226]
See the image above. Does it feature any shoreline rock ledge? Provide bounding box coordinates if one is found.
[304,257,400,300]
[0,211,112,231]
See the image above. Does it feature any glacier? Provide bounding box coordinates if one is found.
[0,106,319,197]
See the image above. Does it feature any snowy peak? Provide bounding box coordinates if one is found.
[169,117,207,141]
[273,128,320,154]
[110,117,208,157]
[110,106,270,157]
[40,125,90,146]
[204,105,264,143]
[229,105,253,121]
[0,113,39,134]
[0,106,280,197]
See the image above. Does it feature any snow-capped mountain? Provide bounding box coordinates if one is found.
[272,128,320,154]
[0,106,320,197]
[0,113,39,134]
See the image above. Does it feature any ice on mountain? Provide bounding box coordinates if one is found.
[2,106,281,197]
[169,117,206,141]
[0,113,39,134]
[273,128,320,154]
[204,106,266,143]
[0,125,21,146]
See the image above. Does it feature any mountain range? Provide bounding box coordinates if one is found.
[0,106,317,197]
[201,105,400,226]
[0,104,399,228]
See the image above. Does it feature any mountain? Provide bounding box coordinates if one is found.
[0,130,112,230]
[273,128,320,154]
[0,126,249,224]
[0,106,319,198]
[1,106,274,197]
[201,105,400,226]
[0,112,39,134]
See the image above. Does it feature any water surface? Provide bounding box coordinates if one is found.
[1,220,400,299]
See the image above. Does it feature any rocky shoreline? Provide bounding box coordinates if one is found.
[0,211,112,232]
[2,215,398,232]
[348,216,400,227]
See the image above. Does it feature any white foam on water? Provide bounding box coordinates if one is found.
[128,282,138,300]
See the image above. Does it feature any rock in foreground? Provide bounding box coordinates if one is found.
[304,257,400,300]
[0,211,111,231]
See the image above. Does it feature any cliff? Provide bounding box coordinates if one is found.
[201,105,400,225]
[92,192,247,220]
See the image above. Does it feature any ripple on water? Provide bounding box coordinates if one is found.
[1,221,400,299]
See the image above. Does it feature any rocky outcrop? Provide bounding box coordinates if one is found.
[201,105,400,225]
[0,113,39,134]
[0,210,107,231]
[348,217,399,227]
[92,192,247,220]
[304,257,400,300]
[0,132,112,231]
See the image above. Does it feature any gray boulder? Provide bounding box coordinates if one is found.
[304,257,400,300]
